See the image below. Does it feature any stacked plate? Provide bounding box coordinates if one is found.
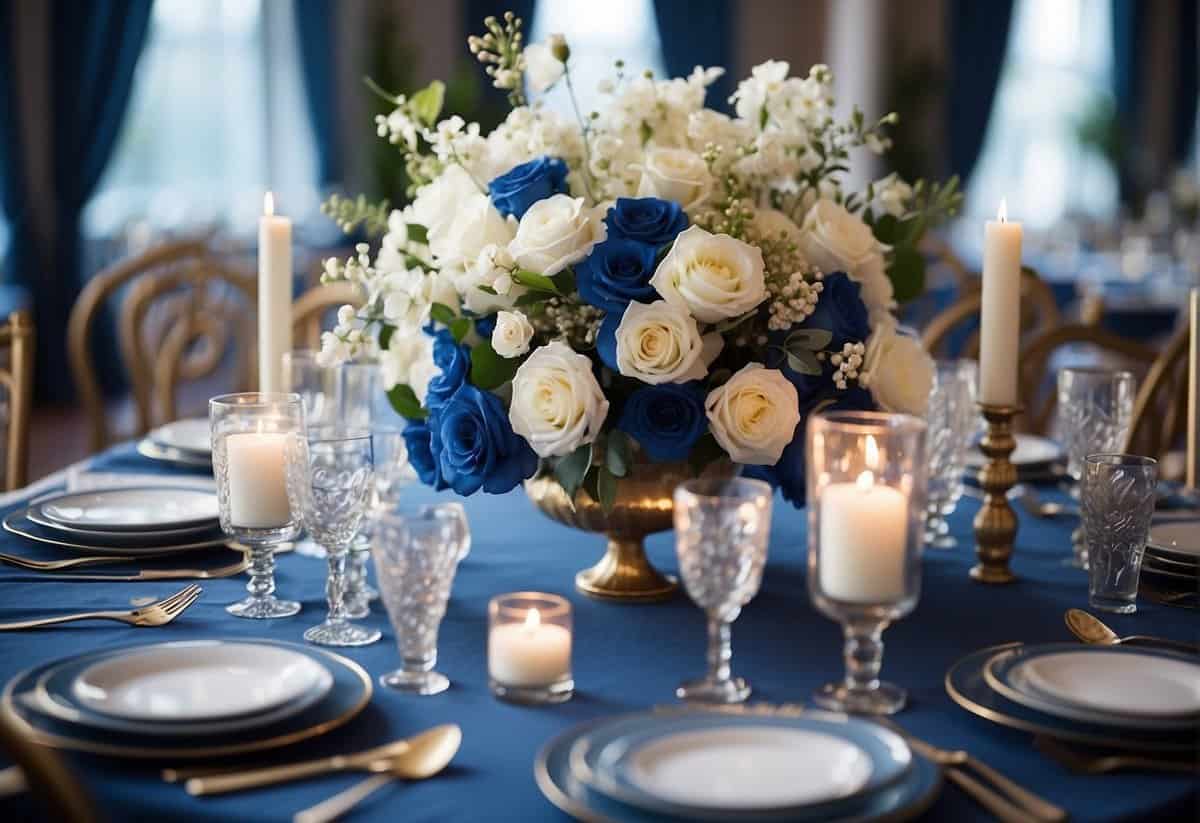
[1142,516,1200,592]
[4,486,226,555]
[536,710,942,822]
[964,434,1065,483]
[948,642,1199,753]
[138,418,212,468]
[4,640,371,757]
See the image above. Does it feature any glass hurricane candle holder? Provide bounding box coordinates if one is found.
[488,593,573,704]
[806,410,928,715]
[210,392,305,619]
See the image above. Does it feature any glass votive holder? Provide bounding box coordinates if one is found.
[806,410,928,715]
[488,593,573,704]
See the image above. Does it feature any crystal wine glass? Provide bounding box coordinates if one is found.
[210,392,305,619]
[285,426,380,646]
[283,349,338,559]
[807,410,927,715]
[672,477,773,704]
[924,360,977,549]
[371,503,469,694]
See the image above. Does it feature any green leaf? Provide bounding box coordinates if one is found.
[552,267,576,296]
[429,302,457,326]
[405,223,429,245]
[871,214,902,245]
[786,349,822,376]
[554,443,593,501]
[784,328,833,351]
[468,339,520,390]
[409,81,446,127]
[687,433,725,476]
[512,269,560,294]
[513,291,550,308]
[476,284,498,295]
[888,245,926,304]
[596,466,618,514]
[449,317,472,343]
[758,106,769,131]
[605,430,632,478]
[377,323,396,351]
[386,384,427,420]
[714,310,758,334]
[639,120,653,146]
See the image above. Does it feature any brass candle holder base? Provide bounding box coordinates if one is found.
[972,403,1021,584]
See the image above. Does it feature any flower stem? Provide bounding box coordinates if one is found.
[562,66,597,204]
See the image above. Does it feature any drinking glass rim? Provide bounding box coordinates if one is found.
[489,591,571,620]
[809,409,928,436]
[305,425,373,443]
[1058,366,1136,380]
[674,476,773,504]
[375,501,466,525]
[281,348,322,364]
[210,392,303,410]
[1084,452,1158,468]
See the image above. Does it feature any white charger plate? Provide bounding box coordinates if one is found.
[150,418,212,455]
[37,487,219,533]
[72,643,330,722]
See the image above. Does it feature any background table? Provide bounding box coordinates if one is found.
[1,443,1196,822]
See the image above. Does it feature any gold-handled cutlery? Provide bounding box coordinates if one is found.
[1065,609,1200,655]
[0,551,131,571]
[0,584,202,630]
[873,717,1068,823]
[291,726,462,823]
[185,724,462,796]
[19,555,249,582]
[1034,736,1200,775]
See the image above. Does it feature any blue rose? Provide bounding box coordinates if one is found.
[740,429,806,507]
[617,383,707,462]
[425,329,470,412]
[487,156,569,220]
[604,197,688,246]
[474,313,497,340]
[402,420,446,490]
[803,272,870,349]
[433,384,538,496]
[595,311,621,372]
[576,238,659,313]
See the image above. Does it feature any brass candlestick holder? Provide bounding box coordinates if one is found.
[972,403,1021,584]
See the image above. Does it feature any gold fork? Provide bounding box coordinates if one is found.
[0,584,202,630]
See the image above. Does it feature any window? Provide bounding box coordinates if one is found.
[529,0,666,117]
[966,0,1117,228]
[84,0,319,256]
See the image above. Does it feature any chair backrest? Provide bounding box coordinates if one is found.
[1127,323,1190,462]
[293,281,361,350]
[0,705,97,823]
[921,269,1061,359]
[0,310,33,490]
[1018,323,1160,436]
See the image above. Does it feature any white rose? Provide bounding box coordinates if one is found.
[651,225,767,323]
[426,191,515,269]
[705,363,801,465]
[614,300,724,385]
[851,252,897,323]
[492,310,534,358]
[407,164,479,244]
[800,198,882,275]
[636,147,713,210]
[379,328,438,405]
[509,341,609,457]
[860,323,934,415]
[524,40,565,93]
[509,194,606,276]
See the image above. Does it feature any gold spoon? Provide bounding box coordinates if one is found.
[186,724,462,796]
[1065,609,1199,655]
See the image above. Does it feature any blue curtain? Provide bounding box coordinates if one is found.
[294,0,340,186]
[1170,0,1196,164]
[653,0,733,112]
[0,0,32,293]
[946,0,1015,182]
[46,0,152,402]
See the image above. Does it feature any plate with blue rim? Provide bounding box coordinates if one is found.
[946,643,1198,753]
[536,711,941,823]
[1,640,371,759]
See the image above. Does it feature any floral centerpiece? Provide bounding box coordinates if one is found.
[318,12,958,518]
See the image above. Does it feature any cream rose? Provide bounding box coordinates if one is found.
[650,225,767,323]
[492,310,534,358]
[379,328,438,405]
[705,363,801,465]
[800,198,882,274]
[614,300,724,384]
[859,322,934,415]
[509,341,609,457]
[509,194,606,277]
[636,147,713,210]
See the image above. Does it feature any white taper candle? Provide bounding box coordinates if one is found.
[979,199,1023,406]
[258,192,293,394]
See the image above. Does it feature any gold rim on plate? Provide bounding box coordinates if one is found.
[0,644,372,759]
[2,509,228,556]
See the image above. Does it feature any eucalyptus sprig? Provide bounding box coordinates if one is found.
[321,193,392,237]
[468,12,527,108]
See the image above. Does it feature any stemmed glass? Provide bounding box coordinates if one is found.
[210,392,304,619]
[283,350,339,559]
[807,411,927,715]
[371,503,470,694]
[672,477,773,704]
[1055,367,1136,568]
[285,426,380,646]
[924,360,978,549]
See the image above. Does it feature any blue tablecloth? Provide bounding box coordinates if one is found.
[1,444,1197,823]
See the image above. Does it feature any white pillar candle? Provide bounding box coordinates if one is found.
[258,192,293,394]
[226,431,291,528]
[819,468,908,603]
[979,199,1023,406]
[488,608,572,687]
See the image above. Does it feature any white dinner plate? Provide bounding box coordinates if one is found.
[72,643,330,722]
[1148,519,1200,561]
[150,418,212,456]
[136,438,212,468]
[36,487,219,533]
[24,506,217,544]
[965,434,1063,469]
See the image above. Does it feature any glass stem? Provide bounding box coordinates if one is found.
[706,616,732,684]
[842,620,886,694]
[246,543,276,600]
[325,549,348,623]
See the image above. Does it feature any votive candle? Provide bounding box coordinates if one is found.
[488,593,573,704]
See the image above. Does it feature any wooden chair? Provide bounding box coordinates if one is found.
[1127,323,1190,464]
[921,269,1061,359]
[0,310,33,490]
[0,705,97,823]
[293,281,361,350]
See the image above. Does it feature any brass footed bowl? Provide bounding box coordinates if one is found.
[525,460,728,603]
